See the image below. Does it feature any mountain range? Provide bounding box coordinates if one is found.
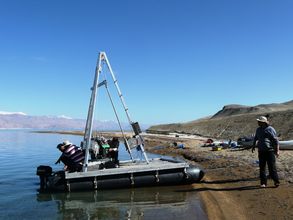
[0,112,148,131]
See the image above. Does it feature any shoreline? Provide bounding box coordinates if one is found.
[143,134,293,220]
[35,130,293,219]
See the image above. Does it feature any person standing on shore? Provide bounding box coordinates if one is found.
[252,116,280,188]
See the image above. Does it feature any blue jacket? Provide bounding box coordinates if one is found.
[253,125,278,152]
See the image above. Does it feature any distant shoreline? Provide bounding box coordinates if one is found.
[33,130,84,136]
[33,130,136,138]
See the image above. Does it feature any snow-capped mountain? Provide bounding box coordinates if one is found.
[0,111,27,116]
[0,111,149,131]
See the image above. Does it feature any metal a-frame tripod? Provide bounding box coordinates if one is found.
[82,52,149,172]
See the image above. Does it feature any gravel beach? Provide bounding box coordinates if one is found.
[143,133,293,220]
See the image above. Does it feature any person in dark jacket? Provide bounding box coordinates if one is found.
[108,137,119,166]
[55,141,85,172]
[252,116,280,188]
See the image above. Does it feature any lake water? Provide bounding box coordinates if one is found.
[0,130,207,220]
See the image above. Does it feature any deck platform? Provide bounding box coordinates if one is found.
[65,158,188,180]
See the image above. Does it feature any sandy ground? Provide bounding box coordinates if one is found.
[142,133,293,220]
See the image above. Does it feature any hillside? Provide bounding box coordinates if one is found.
[147,100,293,140]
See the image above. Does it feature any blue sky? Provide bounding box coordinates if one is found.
[0,0,292,125]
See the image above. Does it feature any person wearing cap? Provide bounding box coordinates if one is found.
[55,141,85,172]
[252,116,280,188]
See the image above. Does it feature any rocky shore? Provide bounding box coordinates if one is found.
[143,133,293,220]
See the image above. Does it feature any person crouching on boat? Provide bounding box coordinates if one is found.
[55,141,85,172]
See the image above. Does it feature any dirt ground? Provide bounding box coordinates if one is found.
[143,134,293,220]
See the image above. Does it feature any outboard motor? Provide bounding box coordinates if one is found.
[36,166,52,190]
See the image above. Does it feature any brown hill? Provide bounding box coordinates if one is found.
[147,100,293,140]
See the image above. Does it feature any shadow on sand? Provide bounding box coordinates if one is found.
[201,177,258,184]
[192,185,260,192]
[177,177,279,192]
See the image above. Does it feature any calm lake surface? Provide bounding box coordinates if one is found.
[0,130,207,220]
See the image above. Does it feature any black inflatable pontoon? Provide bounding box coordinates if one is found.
[37,158,204,191]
